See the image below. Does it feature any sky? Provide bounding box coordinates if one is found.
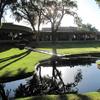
[77,0,100,30]
[61,0,100,30]
[3,0,100,31]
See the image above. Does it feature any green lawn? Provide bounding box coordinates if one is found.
[1,41,100,82]
[16,92,100,100]
[0,48,50,82]
[38,41,100,55]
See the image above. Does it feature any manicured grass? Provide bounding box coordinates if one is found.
[16,92,100,100]
[1,41,100,82]
[0,48,50,82]
[38,41,100,55]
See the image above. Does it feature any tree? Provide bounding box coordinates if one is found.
[95,0,100,6]
[11,0,36,31]
[11,0,78,55]
[95,0,100,3]
[81,23,98,32]
[11,0,78,42]
[39,0,77,54]
[0,0,16,26]
[41,0,77,42]
[14,70,82,97]
[0,84,8,100]
[11,0,44,41]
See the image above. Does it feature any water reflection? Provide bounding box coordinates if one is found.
[38,62,100,93]
[39,56,97,67]
[1,58,100,99]
[0,83,8,100]
[14,70,82,98]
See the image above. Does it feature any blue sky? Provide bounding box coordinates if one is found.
[3,0,100,30]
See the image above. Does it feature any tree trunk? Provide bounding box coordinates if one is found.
[0,19,1,26]
[0,11,2,26]
[0,2,6,27]
[51,24,57,55]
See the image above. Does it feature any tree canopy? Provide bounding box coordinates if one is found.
[95,0,100,3]
[95,0,100,6]
[42,0,77,32]
[11,0,44,32]
[10,0,78,55]
[81,23,98,32]
[0,0,17,26]
[43,0,77,42]
[11,0,78,42]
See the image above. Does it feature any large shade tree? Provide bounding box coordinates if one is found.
[30,0,78,54]
[0,0,17,26]
[11,0,44,41]
[41,0,77,42]
[40,0,77,54]
[11,0,38,32]
[11,0,78,41]
[11,0,79,55]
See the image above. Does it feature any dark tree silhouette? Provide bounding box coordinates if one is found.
[14,69,82,98]
[0,83,8,100]
[11,0,78,43]
[10,0,43,42]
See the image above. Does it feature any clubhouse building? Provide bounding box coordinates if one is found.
[39,27,100,41]
[0,23,100,41]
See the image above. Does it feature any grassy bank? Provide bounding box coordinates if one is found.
[0,48,50,82]
[16,92,100,100]
[1,41,100,82]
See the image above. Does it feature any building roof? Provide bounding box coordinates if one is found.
[42,27,78,32]
[42,27,100,34]
[0,23,33,34]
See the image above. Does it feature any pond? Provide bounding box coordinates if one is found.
[2,58,100,98]
[40,62,100,93]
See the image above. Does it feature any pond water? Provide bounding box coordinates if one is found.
[40,63,100,93]
[3,58,100,98]
[4,77,32,98]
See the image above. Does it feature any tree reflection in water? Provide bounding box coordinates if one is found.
[2,57,97,99]
[14,68,82,98]
[0,83,11,100]
[15,56,97,98]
